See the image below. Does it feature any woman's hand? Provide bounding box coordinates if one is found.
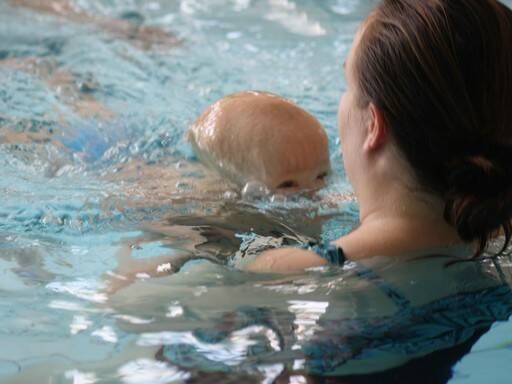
[246,247,328,274]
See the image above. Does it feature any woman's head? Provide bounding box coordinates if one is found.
[340,0,512,255]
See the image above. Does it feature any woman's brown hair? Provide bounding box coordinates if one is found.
[354,0,512,256]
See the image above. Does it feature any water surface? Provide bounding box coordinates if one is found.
[1,1,512,383]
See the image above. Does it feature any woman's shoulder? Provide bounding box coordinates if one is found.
[246,216,473,274]
[334,217,469,261]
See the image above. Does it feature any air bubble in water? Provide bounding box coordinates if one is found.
[241,181,270,199]
[223,190,239,200]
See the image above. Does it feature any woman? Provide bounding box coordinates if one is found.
[108,1,512,381]
[248,0,512,273]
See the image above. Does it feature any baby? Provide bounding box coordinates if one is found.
[188,91,331,194]
[103,92,331,293]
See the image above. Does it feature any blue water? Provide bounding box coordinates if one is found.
[1,1,512,383]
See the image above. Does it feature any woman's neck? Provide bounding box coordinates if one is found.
[337,179,465,260]
[360,183,441,223]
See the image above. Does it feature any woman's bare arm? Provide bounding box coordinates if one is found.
[246,247,327,274]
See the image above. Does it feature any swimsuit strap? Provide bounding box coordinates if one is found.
[305,240,411,310]
[354,265,412,311]
[305,240,346,266]
[492,256,509,285]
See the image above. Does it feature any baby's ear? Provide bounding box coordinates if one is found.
[363,103,388,152]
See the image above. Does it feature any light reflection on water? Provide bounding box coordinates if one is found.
[0,0,512,383]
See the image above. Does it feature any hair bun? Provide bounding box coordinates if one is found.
[444,144,512,253]
[447,151,511,197]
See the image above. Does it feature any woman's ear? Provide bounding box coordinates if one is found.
[363,103,388,152]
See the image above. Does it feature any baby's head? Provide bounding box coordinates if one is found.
[188,91,330,193]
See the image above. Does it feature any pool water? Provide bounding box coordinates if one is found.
[1,1,512,383]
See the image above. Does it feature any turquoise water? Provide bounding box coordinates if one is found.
[1,1,512,383]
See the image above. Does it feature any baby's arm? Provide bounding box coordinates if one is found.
[102,219,228,294]
[103,242,192,294]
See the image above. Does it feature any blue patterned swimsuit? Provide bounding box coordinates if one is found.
[158,242,512,377]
